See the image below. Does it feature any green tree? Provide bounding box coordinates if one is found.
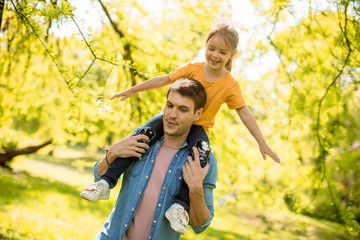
[248,0,360,234]
[0,0,227,154]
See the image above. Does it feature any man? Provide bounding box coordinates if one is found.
[90,78,218,239]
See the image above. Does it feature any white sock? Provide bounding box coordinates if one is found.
[173,203,184,209]
[100,179,110,189]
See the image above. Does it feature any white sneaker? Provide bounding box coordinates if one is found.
[165,204,189,235]
[80,181,110,201]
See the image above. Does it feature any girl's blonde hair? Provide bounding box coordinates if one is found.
[205,22,239,72]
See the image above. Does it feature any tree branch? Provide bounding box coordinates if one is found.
[315,1,353,151]
[97,0,124,38]
[0,139,53,166]
[0,0,5,30]
[96,0,146,121]
[10,0,75,94]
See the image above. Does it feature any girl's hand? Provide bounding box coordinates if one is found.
[259,143,281,163]
[110,89,134,101]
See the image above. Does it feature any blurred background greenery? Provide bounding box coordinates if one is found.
[0,0,359,239]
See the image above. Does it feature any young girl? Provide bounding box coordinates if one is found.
[80,22,281,235]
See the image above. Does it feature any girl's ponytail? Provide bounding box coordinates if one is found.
[225,58,232,72]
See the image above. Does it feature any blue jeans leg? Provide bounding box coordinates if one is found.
[101,113,164,189]
[173,125,211,209]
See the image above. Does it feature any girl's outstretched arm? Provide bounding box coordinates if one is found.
[236,106,281,163]
[111,74,171,101]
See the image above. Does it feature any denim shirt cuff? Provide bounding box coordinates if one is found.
[94,161,101,182]
[191,212,214,234]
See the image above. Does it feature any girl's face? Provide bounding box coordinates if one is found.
[205,34,233,72]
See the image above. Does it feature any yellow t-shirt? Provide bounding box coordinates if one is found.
[169,61,246,133]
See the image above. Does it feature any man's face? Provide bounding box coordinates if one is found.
[163,91,203,137]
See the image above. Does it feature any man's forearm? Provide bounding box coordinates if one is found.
[183,148,212,228]
[97,156,110,177]
[97,148,118,176]
[188,186,210,227]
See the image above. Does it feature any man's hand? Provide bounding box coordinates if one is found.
[97,132,149,179]
[110,89,134,101]
[182,147,210,190]
[107,132,149,164]
[183,147,211,227]
[259,142,281,163]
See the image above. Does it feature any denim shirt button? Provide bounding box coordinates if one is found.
[168,170,172,173]
[132,208,135,211]
[146,176,149,179]
[153,220,157,223]
[178,177,182,180]
[125,224,128,227]
[139,192,141,194]
[163,187,166,190]
[158,204,161,207]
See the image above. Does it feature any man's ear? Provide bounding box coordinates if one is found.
[194,108,203,121]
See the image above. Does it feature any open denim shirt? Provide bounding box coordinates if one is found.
[94,138,218,240]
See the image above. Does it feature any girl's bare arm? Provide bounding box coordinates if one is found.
[111,74,171,101]
[236,106,281,163]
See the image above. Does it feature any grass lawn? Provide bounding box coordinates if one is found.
[0,148,356,240]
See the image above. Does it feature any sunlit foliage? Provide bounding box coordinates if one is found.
[1,0,360,238]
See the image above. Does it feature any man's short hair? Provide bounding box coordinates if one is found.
[167,78,207,112]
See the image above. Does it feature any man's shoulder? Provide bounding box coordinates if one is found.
[207,152,218,175]
[203,152,218,187]
[208,152,217,165]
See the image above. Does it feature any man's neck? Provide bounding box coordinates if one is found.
[163,131,189,149]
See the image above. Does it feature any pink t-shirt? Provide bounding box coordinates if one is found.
[123,143,178,240]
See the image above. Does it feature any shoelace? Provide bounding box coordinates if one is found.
[174,208,189,226]
[85,182,104,193]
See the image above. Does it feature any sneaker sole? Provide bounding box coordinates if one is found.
[80,192,110,202]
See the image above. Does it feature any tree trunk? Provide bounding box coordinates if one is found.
[97,0,144,121]
[0,139,52,166]
[0,0,5,30]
